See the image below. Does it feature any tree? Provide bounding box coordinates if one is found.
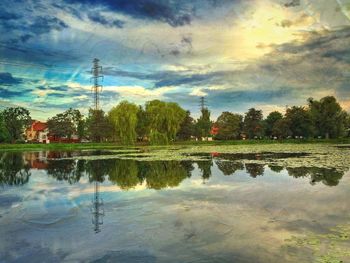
[47,108,83,139]
[264,111,283,138]
[77,119,87,140]
[109,101,139,145]
[0,111,10,143]
[136,106,149,140]
[2,107,31,143]
[86,109,112,142]
[243,108,264,139]
[196,108,212,138]
[272,118,292,138]
[177,111,195,140]
[308,96,347,139]
[215,112,242,140]
[145,100,186,144]
[346,112,350,137]
[285,106,313,138]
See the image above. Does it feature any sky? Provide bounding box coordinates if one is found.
[1,0,350,120]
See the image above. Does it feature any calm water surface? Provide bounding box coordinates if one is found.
[0,150,349,262]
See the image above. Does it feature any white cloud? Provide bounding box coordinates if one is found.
[190,88,208,97]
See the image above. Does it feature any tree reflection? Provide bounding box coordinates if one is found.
[0,151,346,188]
[86,159,110,183]
[216,160,244,176]
[268,165,284,173]
[0,152,31,186]
[108,159,140,189]
[286,167,344,186]
[140,161,193,190]
[245,163,265,178]
[197,160,212,181]
[47,159,85,184]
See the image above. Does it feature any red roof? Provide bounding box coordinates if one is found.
[32,121,47,131]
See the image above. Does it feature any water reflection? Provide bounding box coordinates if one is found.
[0,152,31,186]
[91,181,104,233]
[0,151,345,189]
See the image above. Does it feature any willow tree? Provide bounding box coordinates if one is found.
[109,101,139,145]
[145,100,186,144]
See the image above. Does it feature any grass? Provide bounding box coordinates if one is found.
[0,138,349,151]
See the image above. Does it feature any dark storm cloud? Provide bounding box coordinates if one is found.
[37,85,69,92]
[103,66,229,88]
[322,49,350,63]
[207,88,293,104]
[63,0,239,27]
[87,12,124,28]
[64,0,193,27]
[279,28,350,55]
[0,11,22,20]
[29,16,68,36]
[0,12,68,43]
[0,88,24,98]
[0,72,22,85]
[284,0,300,8]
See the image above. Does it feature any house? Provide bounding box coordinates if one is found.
[210,125,219,136]
[26,121,49,143]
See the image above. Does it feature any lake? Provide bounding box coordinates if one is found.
[0,147,349,262]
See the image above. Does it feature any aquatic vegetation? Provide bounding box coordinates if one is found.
[112,144,350,173]
[284,224,350,262]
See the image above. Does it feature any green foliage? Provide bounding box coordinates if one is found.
[77,119,87,140]
[285,106,314,138]
[196,108,212,138]
[47,108,83,139]
[86,109,112,142]
[215,111,242,140]
[243,108,264,139]
[1,107,31,143]
[272,118,292,138]
[136,106,149,140]
[177,110,195,140]
[264,111,283,137]
[145,100,186,144]
[0,112,10,143]
[109,101,139,145]
[308,96,347,139]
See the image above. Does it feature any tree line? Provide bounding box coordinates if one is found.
[0,96,349,144]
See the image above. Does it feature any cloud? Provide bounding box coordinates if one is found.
[62,0,238,27]
[108,85,174,99]
[0,72,22,85]
[0,11,69,44]
[0,88,23,98]
[284,0,300,8]
[0,11,21,20]
[87,12,124,28]
[63,0,193,27]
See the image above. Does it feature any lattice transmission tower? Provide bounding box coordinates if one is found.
[90,58,104,233]
[91,58,103,110]
[199,96,208,111]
